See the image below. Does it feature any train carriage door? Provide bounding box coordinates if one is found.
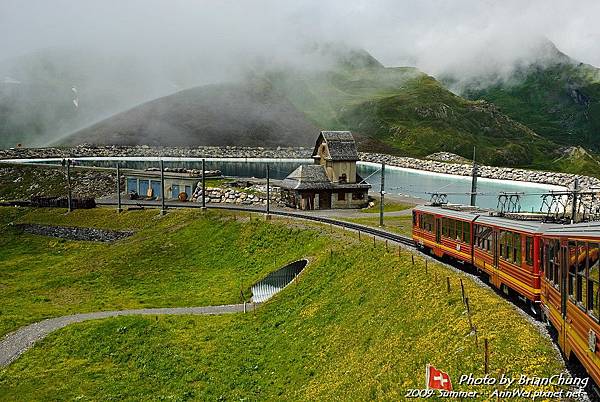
[435,218,441,243]
[560,245,568,319]
[493,230,499,268]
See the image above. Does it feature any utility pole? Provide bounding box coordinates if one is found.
[571,178,579,223]
[379,162,385,227]
[116,163,122,213]
[266,164,271,219]
[160,159,166,216]
[63,158,73,212]
[201,158,206,210]
[470,146,478,207]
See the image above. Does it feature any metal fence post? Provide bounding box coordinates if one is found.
[379,162,385,226]
[116,163,122,213]
[65,158,72,212]
[160,159,166,215]
[266,164,271,219]
[201,158,206,210]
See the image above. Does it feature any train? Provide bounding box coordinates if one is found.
[412,204,600,387]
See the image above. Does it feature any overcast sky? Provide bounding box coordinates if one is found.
[1,0,599,79]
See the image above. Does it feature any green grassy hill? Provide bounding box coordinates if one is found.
[0,207,565,399]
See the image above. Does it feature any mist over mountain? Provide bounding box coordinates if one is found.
[3,1,600,176]
[450,40,600,149]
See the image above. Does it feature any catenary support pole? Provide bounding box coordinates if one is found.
[201,158,206,210]
[116,163,122,213]
[266,164,271,219]
[160,159,166,215]
[571,178,579,223]
[379,162,385,227]
[470,147,478,207]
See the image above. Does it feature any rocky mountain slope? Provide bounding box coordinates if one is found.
[61,79,319,147]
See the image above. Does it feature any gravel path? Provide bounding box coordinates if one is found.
[0,303,254,367]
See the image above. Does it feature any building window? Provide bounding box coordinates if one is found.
[339,173,347,183]
[352,191,364,200]
[338,191,346,201]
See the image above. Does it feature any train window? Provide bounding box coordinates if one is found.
[568,241,577,300]
[553,243,560,290]
[513,233,521,264]
[544,241,554,282]
[449,220,455,239]
[500,231,512,261]
[420,214,434,233]
[525,237,533,266]
[412,211,417,226]
[589,243,600,318]
[577,241,587,307]
[547,240,560,290]
[463,222,470,244]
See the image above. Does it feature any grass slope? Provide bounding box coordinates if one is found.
[0,207,324,337]
[0,207,565,400]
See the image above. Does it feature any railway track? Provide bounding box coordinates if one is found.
[95,200,417,248]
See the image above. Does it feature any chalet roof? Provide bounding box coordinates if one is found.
[280,165,332,190]
[312,131,359,161]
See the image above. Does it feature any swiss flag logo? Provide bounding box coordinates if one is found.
[426,364,452,391]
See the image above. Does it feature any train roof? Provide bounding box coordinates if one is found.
[543,222,600,238]
[414,204,555,233]
[414,205,479,221]
[474,214,553,233]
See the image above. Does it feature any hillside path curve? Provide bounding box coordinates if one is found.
[0,303,255,367]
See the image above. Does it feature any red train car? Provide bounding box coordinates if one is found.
[412,204,600,387]
[412,205,475,263]
[541,223,600,386]
[412,206,545,304]
[472,215,546,304]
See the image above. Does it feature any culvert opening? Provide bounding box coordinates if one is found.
[251,259,308,303]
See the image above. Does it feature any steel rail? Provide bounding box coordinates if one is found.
[95,200,416,247]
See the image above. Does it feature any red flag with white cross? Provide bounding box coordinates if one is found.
[426,364,453,391]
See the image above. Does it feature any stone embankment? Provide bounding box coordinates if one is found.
[191,185,281,206]
[359,153,598,190]
[15,224,133,242]
[0,145,312,160]
[2,145,599,189]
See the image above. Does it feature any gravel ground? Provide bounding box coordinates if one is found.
[0,303,254,367]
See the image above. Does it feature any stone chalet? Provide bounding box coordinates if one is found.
[279,131,371,210]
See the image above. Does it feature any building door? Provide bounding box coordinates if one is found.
[172,184,180,199]
[139,180,150,198]
[127,178,138,194]
[319,192,331,209]
[150,180,161,199]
